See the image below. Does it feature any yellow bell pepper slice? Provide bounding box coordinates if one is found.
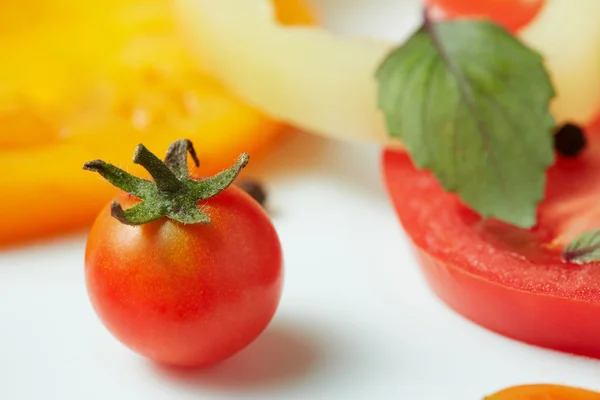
[0,0,313,247]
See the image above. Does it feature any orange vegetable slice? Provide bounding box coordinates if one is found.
[486,384,600,399]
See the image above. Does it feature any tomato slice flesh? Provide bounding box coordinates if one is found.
[383,121,600,357]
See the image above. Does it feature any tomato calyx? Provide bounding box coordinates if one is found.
[554,123,587,157]
[83,139,249,225]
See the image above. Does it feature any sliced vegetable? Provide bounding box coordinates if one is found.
[0,0,312,247]
[518,0,600,126]
[84,139,282,367]
[174,0,394,144]
[382,120,600,358]
[0,77,283,247]
[174,0,600,145]
[485,384,600,399]
[426,0,545,33]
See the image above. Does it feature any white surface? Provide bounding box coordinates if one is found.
[2,1,600,399]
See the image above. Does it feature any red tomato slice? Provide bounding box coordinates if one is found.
[426,0,545,33]
[382,120,600,358]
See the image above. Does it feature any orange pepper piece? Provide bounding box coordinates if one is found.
[486,384,600,399]
[0,0,313,247]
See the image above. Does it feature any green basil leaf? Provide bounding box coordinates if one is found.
[563,229,600,263]
[376,19,556,228]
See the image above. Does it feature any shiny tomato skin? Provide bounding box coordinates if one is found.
[426,0,545,33]
[383,122,600,358]
[85,186,283,367]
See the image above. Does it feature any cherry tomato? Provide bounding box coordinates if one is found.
[84,142,283,367]
[426,0,545,33]
[382,120,600,358]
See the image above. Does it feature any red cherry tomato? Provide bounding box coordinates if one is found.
[383,121,600,358]
[85,186,283,367]
[426,0,545,33]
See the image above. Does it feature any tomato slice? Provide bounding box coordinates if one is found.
[382,120,600,358]
[426,0,545,33]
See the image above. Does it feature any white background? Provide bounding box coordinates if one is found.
[2,1,600,399]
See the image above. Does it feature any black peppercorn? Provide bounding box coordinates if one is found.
[237,178,267,207]
[554,123,586,157]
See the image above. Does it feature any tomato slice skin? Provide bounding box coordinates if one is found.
[382,122,600,358]
[426,0,545,33]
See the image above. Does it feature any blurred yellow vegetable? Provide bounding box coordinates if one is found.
[0,0,313,247]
